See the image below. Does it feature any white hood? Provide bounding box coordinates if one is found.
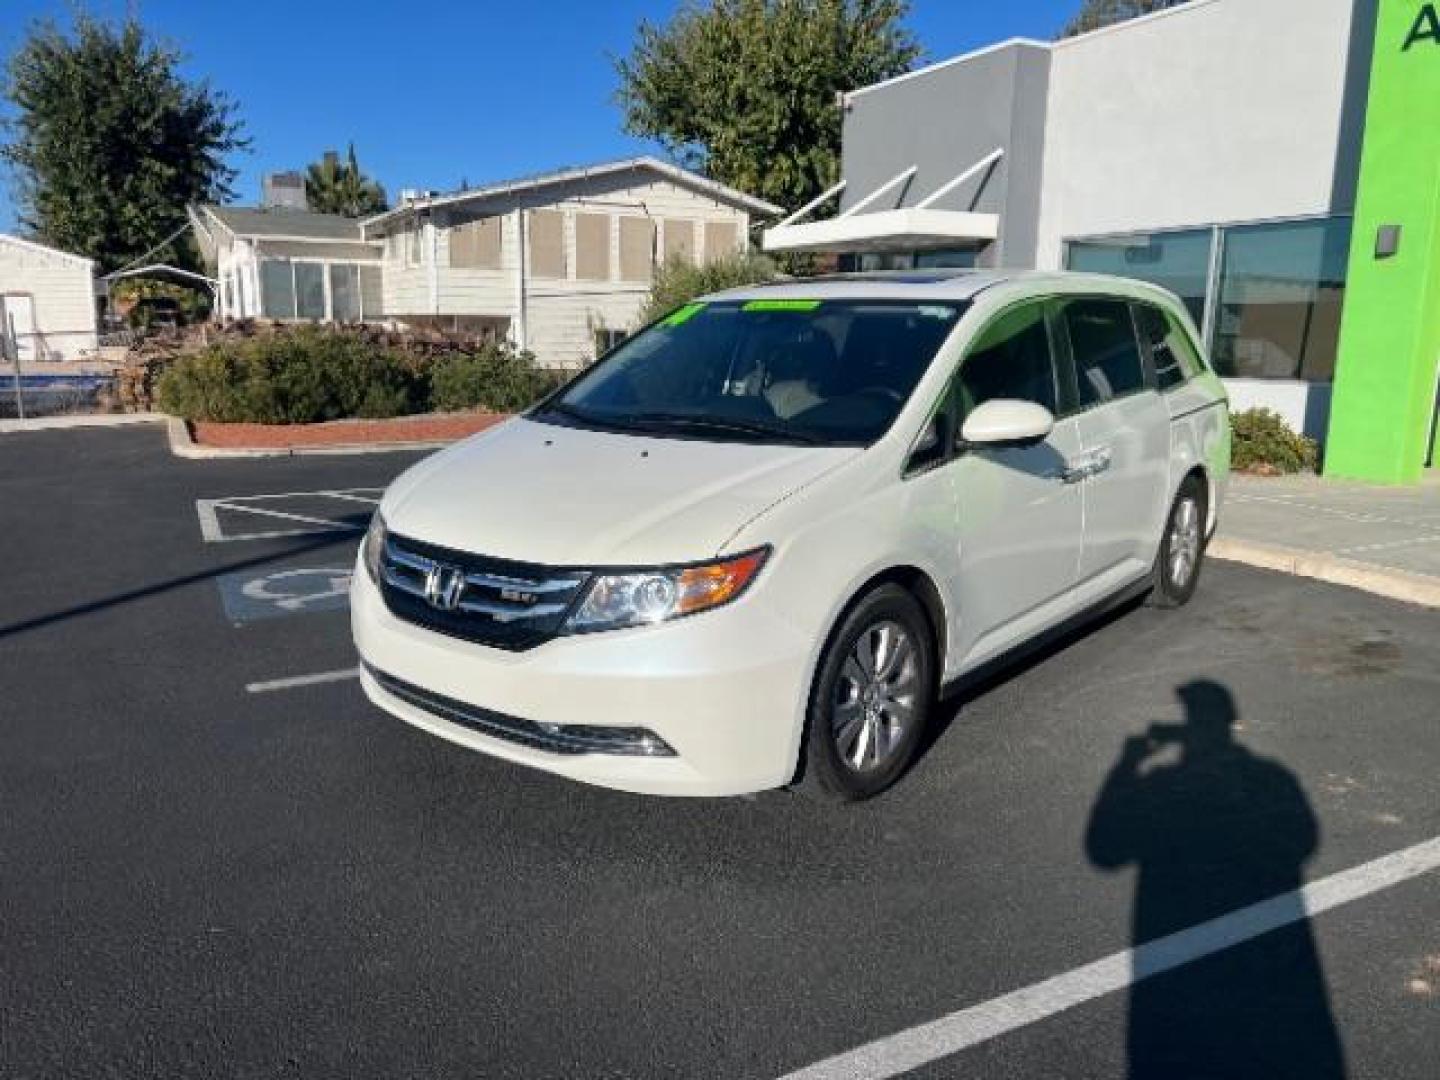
[382,417,857,566]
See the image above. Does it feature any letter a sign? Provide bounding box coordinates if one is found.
[1404,2,1440,50]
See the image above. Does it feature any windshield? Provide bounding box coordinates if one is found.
[533,299,965,447]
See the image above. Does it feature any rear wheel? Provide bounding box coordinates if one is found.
[800,584,935,801]
[1148,476,1207,608]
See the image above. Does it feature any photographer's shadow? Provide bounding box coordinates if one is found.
[1085,680,1345,1078]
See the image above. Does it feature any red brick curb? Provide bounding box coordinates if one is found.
[191,411,510,450]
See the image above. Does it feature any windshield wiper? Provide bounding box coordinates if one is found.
[627,412,824,445]
[538,400,644,432]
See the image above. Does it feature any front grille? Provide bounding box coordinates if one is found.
[378,531,589,650]
[366,665,673,757]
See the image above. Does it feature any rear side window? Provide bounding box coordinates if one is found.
[955,302,1058,418]
[1134,303,1203,391]
[1060,298,1146,407]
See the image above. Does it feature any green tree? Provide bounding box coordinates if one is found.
[639,251,778,324]
[615,0,920,215]
[1062,0,1190,37]
[1,16,246,273]
[304,144,388,217]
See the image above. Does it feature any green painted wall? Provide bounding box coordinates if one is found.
[1325,0,1440,483]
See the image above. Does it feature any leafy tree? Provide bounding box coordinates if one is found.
[616,0,920,215]
[1062,0,1191,37]
[639,251,778,324]
[304,144,388,217]
[1,16,246,272]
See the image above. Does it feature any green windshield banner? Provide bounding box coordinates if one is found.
[740,299,823,312]
[1326,0,1440,482]
[661,302,706,327]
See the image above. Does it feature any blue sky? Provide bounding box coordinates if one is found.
[0,0,1078,230]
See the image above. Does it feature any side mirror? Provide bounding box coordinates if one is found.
[960,399,1055,447]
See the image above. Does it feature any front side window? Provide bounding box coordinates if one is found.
[535,299,964,447]
[954,301,1058,419]
[1134,303,1203,391]
[1060,298,1147,407]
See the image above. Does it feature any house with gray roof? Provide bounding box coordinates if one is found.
[188,202,385,324]
[191,156,781,367]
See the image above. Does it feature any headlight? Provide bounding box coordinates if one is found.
[362,511,387,582]
[563,548,769,633]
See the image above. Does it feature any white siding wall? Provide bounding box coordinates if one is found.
[378,173,752,368]
[1034,0,1362,268]
[0,237,97,361]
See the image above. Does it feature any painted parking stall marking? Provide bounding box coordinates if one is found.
[780,835,1440,1080]
[218,565,354,623]
[196,487,381,543]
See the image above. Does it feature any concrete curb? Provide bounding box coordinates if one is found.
[165,416,452,459]
[1209,536,1440,610]
[0,412,165,433]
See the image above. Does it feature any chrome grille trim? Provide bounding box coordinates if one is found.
[377,532,590,650]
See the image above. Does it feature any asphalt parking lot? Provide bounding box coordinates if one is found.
[2,425,1438,1079]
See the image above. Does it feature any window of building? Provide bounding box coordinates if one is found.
[406,225,423,268]
[703,221,739,262]
[594,327,628,354]
[359,266,383,321]
[955,302,1058,418]
[1133,303,1203,391]
[450,217,503,270]
[294,263,326,320]
[329,264,361,322]
[663,219,695,264]
[914,248,980,269]
[1210,217,1351,382]
[1060,298,1146,407]
[259,259,296,319]
[575,213,611,281]
[619,217,655,282]
[1066,229,1212,329]
[528,210,566,278]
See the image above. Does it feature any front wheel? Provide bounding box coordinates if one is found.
[1148,476,1207,608]
[799,584,935,801]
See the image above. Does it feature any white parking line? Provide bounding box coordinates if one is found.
[245,667,360,694]
[780,835,1440,1080]
[196,488,382,543]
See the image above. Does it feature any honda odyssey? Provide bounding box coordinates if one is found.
[352,270,1230,799]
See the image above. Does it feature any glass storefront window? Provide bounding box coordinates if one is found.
[1211,217,1352,381]
[1066,229,1212,329]
[294,263,326,320]
[259,259,295,319]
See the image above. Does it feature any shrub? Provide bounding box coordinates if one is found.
[429,343,567,413]
[1230,407,1319,474]
[638,251,779,324]
[156,327,426,423]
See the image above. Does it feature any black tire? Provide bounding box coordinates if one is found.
[1148,475,1208,609]
[799,583,936,801]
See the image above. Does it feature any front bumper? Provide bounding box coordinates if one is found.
[350,557,814,796]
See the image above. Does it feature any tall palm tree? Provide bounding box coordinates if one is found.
[304,144,388,217]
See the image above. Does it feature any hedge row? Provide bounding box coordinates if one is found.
[155,327,566,424]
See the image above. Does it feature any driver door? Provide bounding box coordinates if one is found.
[942,300,1086,669]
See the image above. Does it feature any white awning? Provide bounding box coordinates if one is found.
[762,208,999,254]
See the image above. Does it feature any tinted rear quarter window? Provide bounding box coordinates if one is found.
[1061,298,1147,407]
[1134,302,1204,391]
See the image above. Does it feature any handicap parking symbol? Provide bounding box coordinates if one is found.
[218,566,354,623]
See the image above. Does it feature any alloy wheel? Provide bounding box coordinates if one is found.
[831,620,919,772]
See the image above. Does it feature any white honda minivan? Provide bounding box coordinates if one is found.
[352,271,1229,800]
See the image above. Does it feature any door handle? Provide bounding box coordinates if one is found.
[1055,447,1112,484]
